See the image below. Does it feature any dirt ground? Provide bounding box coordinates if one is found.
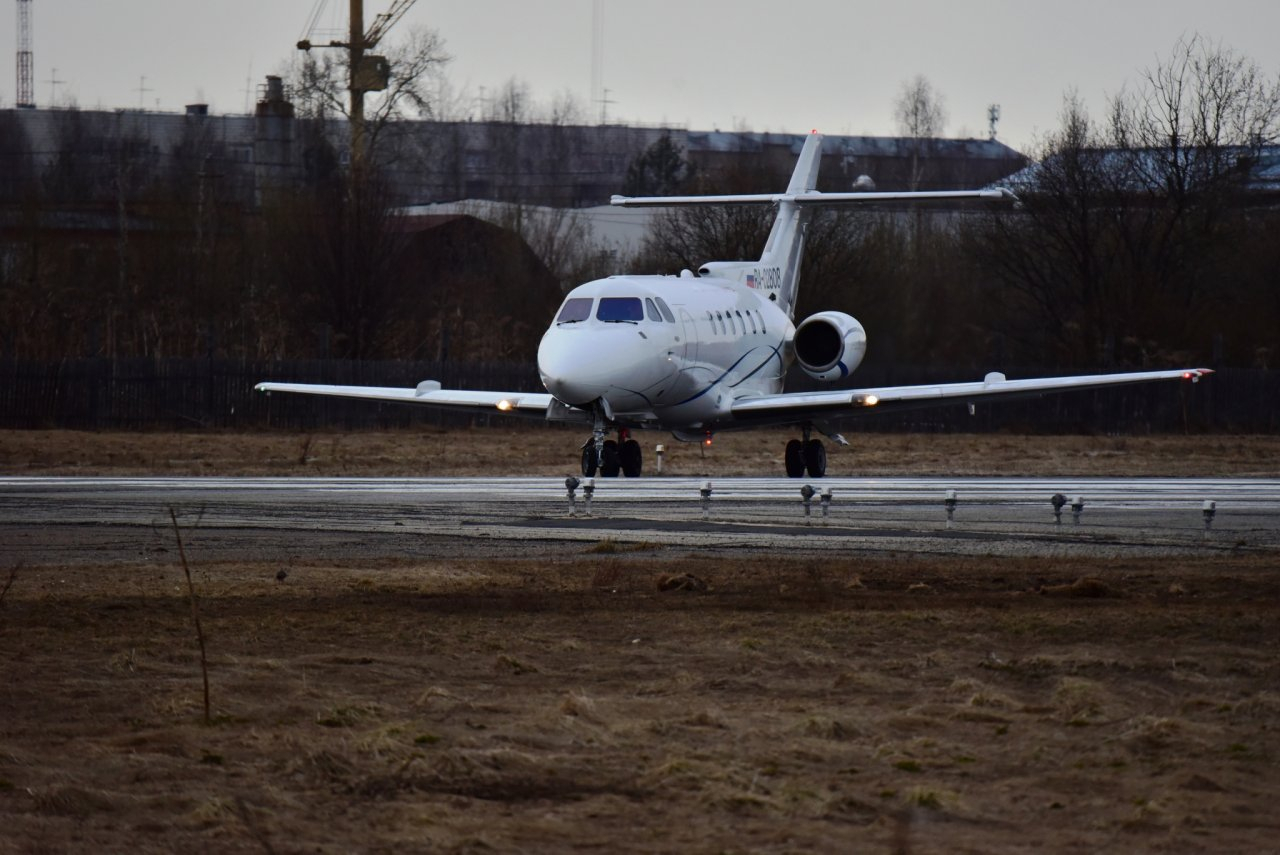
[2,427,1279,477]
[2,429,1279,852]
[1,553,1278,853]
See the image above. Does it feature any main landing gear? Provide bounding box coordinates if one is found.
[784,425,826,478]
[582,428,642,478]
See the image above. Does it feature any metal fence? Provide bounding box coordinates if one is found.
[0,358,1273,434]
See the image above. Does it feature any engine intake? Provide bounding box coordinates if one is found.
[793,311,867,381]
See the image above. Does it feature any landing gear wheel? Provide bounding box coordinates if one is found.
[620,439,642,477]
[581,443,598,477]
[600,440,621,477]
[803,439,827,478]
[784,439,805,478]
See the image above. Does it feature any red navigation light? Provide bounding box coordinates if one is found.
[703,434,713,447]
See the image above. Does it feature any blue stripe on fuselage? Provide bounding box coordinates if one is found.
[675,345,782,406]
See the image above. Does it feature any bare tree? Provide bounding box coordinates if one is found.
[1110,34,1280,197]
[964,94,1122,364]
[1106,35,1280,346]
[289,25,450,161]
[894,75,948,190]
[967,37,1280,367]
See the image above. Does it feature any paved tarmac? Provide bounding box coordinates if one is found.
[3,475,1278,566]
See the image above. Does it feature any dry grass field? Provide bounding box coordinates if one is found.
[2,427,1279,477]
[2,553,1279,853]
[2,429,1278,852]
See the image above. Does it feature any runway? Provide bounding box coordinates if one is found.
[3,475,1279,565]
[5,474,1280,505]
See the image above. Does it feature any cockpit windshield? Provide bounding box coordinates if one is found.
[556,297,594,324]
[597,297,644,323]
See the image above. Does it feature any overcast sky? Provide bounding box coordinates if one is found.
[4,0,1277,152]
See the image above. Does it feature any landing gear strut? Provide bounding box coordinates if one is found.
[785,425,826,478]
[581,425,642,478]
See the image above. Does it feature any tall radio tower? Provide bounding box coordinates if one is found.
[16,0,35,108]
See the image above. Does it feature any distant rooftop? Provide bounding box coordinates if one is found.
[686,130,1024,161]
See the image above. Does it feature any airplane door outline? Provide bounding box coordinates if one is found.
[678,308,699,365]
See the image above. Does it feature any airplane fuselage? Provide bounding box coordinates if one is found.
[537,272,794,434]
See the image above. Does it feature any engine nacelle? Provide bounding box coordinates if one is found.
[793,311,867,381]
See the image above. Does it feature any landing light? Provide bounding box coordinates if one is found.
[496,399,514,412]
[859,394,879,407]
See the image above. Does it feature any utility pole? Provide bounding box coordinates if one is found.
[297,0,415,172]
[16,0,34,108]
[44,65,63,105]
[135,75,153,111]
[348,0,366,169]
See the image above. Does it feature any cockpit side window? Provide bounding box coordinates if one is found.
[654,297,676,323]
[597,297,644,322]
[556,297,593,323]
[645,298,662,322]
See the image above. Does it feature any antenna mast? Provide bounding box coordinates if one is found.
[16,0,34,108]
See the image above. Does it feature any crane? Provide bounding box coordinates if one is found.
[16,0,34,108]
[297,0,418,169]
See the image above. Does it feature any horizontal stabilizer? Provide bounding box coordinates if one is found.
[610,188,1015,207]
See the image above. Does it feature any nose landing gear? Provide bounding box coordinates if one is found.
[581,424,642,478]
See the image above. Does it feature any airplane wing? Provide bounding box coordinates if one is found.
[730,368,1213,424]
[254,381,556,417]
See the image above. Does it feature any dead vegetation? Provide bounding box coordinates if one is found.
[1,553,1277,852]
[3,428,1280,477]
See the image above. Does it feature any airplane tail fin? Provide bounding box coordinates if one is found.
[609,133,826,318]
[610,132,1013,319]
[760,133,824,317]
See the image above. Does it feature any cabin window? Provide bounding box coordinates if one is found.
[755,310,766,334]
[715,311,725,335]
[744,310,757,334]
[556,297,593,323]
[645,298,662,322]
[654,297,676,323]
[597,297,644,322]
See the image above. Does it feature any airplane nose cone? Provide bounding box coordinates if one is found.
[538,325,668,408]
[538,332,605,406]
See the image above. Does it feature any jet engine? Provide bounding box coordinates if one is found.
[793,311,867,381]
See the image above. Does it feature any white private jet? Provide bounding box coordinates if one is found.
[257,132,1212,478]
